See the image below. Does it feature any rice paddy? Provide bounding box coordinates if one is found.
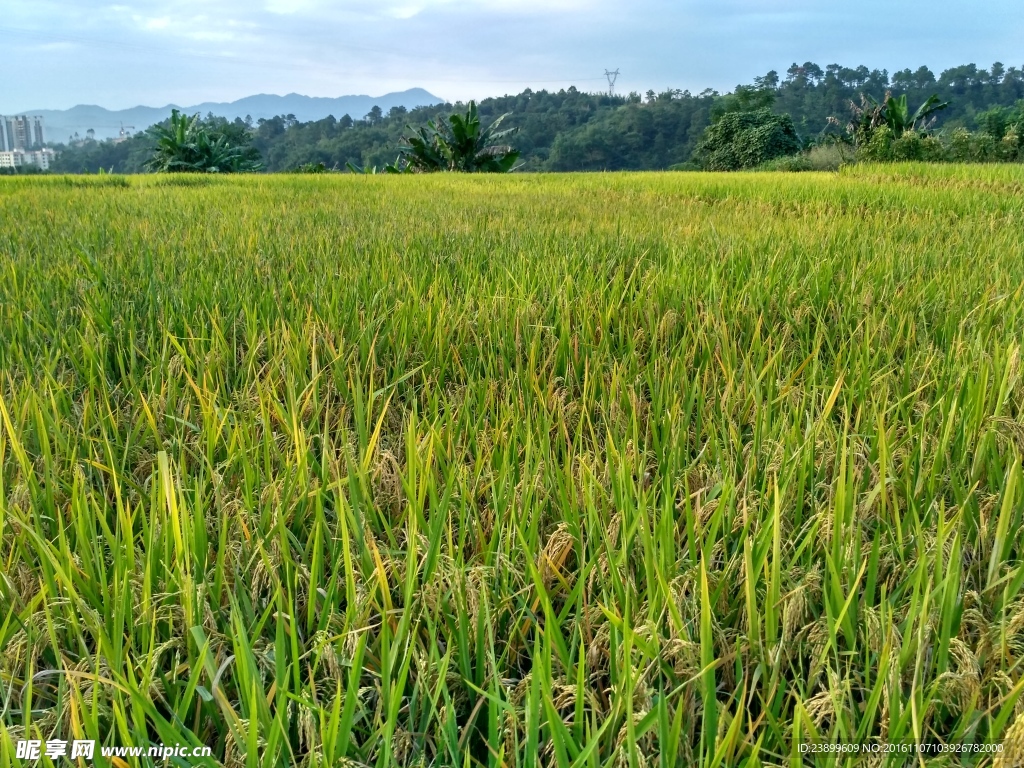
[1,164,1024,766]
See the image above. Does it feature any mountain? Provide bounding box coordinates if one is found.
[23,89,443,143]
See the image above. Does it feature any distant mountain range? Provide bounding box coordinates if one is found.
[21,89,443,143]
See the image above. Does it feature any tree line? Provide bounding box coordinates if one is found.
[42,59,1024,174]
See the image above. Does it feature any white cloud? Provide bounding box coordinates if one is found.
[265,0,598,19]
[3,0,1020,113]
[116,7,259,44]
[388,4,424,19]
[264,0,322,14]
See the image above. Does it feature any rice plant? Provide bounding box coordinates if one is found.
[1,164,1023,767]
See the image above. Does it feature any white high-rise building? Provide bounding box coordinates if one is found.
[0,115,46,151]
[33,115,45,147]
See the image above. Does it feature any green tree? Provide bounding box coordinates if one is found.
[695,108,801,170]
[977,106,1012,139]
[709,84,776,123]
[753,70,780,90]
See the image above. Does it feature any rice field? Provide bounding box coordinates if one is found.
[1,164,1024,767]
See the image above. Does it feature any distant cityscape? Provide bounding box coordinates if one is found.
[0,115,55,170]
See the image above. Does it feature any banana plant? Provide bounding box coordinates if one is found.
[882,93,949,134]
[397,101,521,173]
[399,124,450,172]
[841,91,949,145]
[146,109,263,173]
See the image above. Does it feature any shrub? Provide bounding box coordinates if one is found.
[859,125,895,161]
[757,154,811,171]
[1000,129,1022,161]
[755,143,854,172]
[971,133,996,161]
[806,144,854,170]
[949,128,972,162]
[695,108,801,170]
[891,133,923,161]
[920,135,946,161]
[758,155,812,171]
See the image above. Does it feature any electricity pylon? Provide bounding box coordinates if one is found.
[604,69,620,97]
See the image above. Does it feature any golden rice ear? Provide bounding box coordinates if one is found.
[538,522,575,589]
[995,710,1024,768]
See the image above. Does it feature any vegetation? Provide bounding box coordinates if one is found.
[976,102,1024,141]
[755,144,855,172]
[2,166,1024,766]
[694,108,801,170]
[396,102,520,173]
[854,125,1023,163]
[146,109,264,173]
[826,94,1022,164]
[47,60,1024,174]
[0,165,47,176]
[343,103,519,175]
[344,159,408,175]
[835,92,948,147]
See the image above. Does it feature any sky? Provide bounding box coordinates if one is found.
[4,0,1022,112]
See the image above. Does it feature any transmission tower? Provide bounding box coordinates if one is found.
[604,69,620,97]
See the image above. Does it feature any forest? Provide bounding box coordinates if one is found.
[46,60,1024,173]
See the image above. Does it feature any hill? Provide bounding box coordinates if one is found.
[24,89,442,142]
[43,59,1024,173]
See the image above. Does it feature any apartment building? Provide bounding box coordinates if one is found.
[0,148,56,170]
[0,115,46,151]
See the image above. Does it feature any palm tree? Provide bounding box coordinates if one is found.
[146,110,263,173]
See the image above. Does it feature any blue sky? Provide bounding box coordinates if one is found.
[4,0,1022,111]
